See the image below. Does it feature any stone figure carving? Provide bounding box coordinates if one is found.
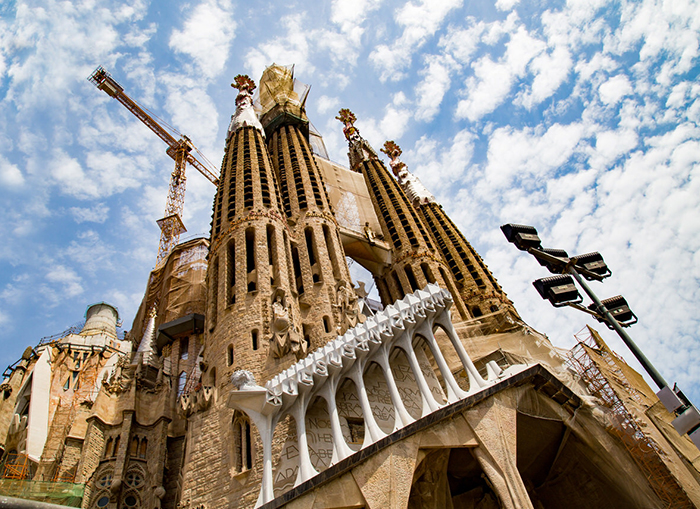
[381,141,435,207]
[335,281,365,334]
[231,370,258,390]
[363,222,376,244]
[229,74,264,136]
[103,354,135,394]
[336,109,379,170]
[268,291,302,359]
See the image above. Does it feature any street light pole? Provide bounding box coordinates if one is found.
[566,265,668,389]
[501,223,700,449]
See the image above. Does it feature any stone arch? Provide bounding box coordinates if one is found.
[335,377,364,452]
[272,414,299,498]
[120,490,140,509]
[433,322,471,392]
[412,333,448,406]
[362,361,395,434]
[304,396,333,472]
[124,464,146,490]
[389,347,422,420]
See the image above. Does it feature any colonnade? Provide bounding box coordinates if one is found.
[228,284,506,507]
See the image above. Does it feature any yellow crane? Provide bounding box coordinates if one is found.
[88,66,219,267]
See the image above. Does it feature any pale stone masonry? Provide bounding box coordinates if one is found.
[1,64,699,509]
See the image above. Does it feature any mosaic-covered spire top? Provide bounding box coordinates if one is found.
[336,108,378,170]
[229,74,264,136]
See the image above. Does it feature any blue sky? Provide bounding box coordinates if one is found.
[1,0,699,401]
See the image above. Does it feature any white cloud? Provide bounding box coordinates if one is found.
[245,14,315,82]
[70,204,110,224]
[456,26,546,121]
[482,122,587,189]
[598,74,633,105]
[408,129,475,195]
[45,265,83,298]
[316,95,340,115]
[516,46,572,109]
[0,156,24,186]
[370,0,463,81]
[414,54,455,121]
[169,0,236,80]
[495,0,519,12]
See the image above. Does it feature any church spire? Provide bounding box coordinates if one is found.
[380,141,516,319]
[381,141,435,207]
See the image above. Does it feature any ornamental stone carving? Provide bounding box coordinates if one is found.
[229,75,264,136]
[336,109,379,170]
[381,141,435,207]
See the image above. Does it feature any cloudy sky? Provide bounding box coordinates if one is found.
[1,0,699,401]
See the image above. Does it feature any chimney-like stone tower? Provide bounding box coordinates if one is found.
[261,65,358,343]
[336,110,470,319]
[381,141,517,319]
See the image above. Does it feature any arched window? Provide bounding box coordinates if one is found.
[232,411,253,473]
[121,492,140,509]
[111,436,120,458]
[103,438,112,458]
[138,438,147,459]
[130,437,139,457]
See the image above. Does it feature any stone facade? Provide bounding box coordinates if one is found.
[1,64,699,509]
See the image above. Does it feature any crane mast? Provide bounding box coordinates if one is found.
[88,66,219,267]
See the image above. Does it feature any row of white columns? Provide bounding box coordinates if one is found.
[228,284,496,507]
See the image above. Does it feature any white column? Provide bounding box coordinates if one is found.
[395,337,440,417]
[373,348,414,430]
[317,379,354,463]
[290,390,318,486]
[347,363,386,446]
[416,321,468,402]
[434,311,488,389]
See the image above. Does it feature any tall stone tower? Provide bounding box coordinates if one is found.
[381,141,516,319]
[260,65,358,343]
[335,110,470,320]
[207,74,301,382]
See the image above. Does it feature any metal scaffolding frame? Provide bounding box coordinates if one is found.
[567,326,693,509]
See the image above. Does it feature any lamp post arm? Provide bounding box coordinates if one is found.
[567,266,668,390]
[563,302,605,319]
[526,248,604,281]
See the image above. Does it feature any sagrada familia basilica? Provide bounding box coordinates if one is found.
[1,65,699,509]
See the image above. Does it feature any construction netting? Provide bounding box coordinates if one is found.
[0,479,83,507]
[257,63,310,118]
[130,238,208,343]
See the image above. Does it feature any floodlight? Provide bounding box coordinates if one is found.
[500,224,541,251]
[572,252,611,280]
[588,295,637,328]
[536,248,569,274]
[532,275,582,307]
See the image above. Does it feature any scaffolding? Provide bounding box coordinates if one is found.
[567,326,693,509]
[1,452,30,480]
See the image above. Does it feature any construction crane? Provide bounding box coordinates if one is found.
[88,66,219,267]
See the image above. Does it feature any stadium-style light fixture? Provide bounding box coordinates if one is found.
[588,295,637,328]
[502,221,700,450]
[533,275,582,307]
[573,251,612,280]
[500,224,541,251]
[536,248,569,274]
